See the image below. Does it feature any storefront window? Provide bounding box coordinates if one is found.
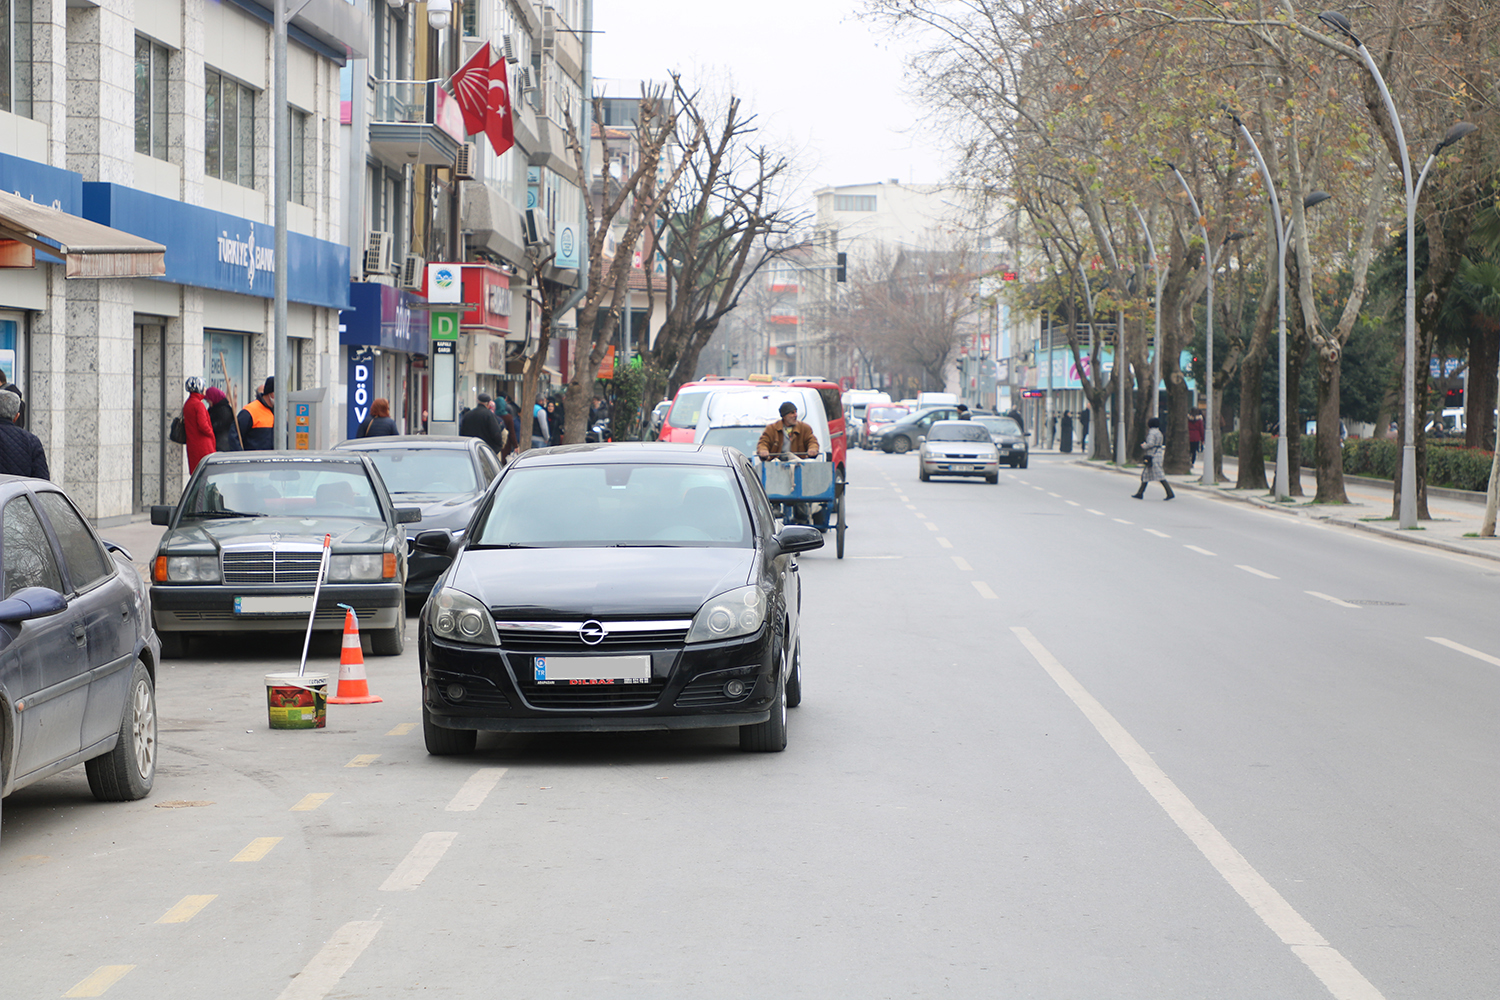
[0,316,19,386]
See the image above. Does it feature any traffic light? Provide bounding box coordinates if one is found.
[836,252,847,282]
[731,352,740,368]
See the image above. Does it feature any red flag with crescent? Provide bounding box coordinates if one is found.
[486,56,515,156]
[449,44,491,138]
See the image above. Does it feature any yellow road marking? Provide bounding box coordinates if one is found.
[157,895,217,924]
[291,793,332,812]
[64,966,134,997]
[386,723,416,736]
[232,837,283,862]
[346,754,380,768]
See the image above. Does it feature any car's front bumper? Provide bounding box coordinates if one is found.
[151,582,404,632]
[421,625,778,733]
[922,457,999,476]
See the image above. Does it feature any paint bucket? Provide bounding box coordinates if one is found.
[265,672,329,730]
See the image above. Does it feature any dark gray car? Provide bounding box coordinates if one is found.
[1,477,160,835]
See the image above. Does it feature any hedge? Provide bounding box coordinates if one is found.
[1222,432,1493,492]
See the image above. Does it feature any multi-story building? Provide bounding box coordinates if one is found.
[0,0,362,521]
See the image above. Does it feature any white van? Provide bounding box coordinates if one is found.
[916,391,959,409]
[842,389,891,447]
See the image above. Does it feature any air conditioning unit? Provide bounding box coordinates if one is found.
[363,231,393,275]
[454,142,476,180]
[501,34,518,63]
[400,253,425,290]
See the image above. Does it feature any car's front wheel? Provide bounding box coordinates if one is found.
[740,659,788,752]
[423,705,476,755]
[85,660,157,802]
[890,435,912,454]
[918,464,930,482]
[785,639,802,708]
[370,617,406,656]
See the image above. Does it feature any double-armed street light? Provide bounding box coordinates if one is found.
[1317,10,1477,527]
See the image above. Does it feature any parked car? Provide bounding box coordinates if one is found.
[415,442,824,754]
[918,421,1001,483]
[149,452,422,658]
[658,378,765,444]
[1,478,160,834]
[972,414,1029,468]
[333,436,501,600]
[862,404,911,449]
[874,406,962,453]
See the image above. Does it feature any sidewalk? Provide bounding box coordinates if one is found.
[1061,448,1500,563]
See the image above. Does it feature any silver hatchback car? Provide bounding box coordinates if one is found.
[918,421,1001,483]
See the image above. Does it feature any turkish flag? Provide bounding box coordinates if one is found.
[449,45,490,138]
[486,57,515,156]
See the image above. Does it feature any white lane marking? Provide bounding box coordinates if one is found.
[951,556,973,571]
[1306,591,1361,610]
[972,581,998,599]
[925,522,938,531]
[905,504,917,509]
[1048,492,1063,498]
[1114,518,1133,525]
[1144,529,1171,538]
[913,512,927,519]
[1033,486,1046,491]
[380,832,457,891]
[1237,565,1279,580]
[1184,545,1216,556]
[1086,509,1105,516]
[1010,627,1388,1000]
[936,537,953,549]
[446,768,508,812]
[1064,500,1081,507]
[275,921,383,1000]
[1427,637,1500,668]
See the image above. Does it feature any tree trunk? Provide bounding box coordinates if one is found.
[1237,355,1267,489]
[1466,323,1499,449]
[1313,343,1348,503]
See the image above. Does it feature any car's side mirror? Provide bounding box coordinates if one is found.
[150,505,174,526]
[916,436,925,446]
[414,529,453,555]
[395,506,423,524]
[770,525,824,557]
[102,540,133,561]
[0,586,68,623]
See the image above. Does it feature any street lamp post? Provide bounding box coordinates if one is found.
[1132,205,1164,456]
[1317,11,1477,528]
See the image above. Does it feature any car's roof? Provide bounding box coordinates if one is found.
[334,435,478,451]
[509,442,735,468]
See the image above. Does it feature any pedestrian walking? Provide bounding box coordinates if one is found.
[182,376,216,474]
[1132,417,1174,500]
[532,400,549,449]
[459,391,508,454]
[1060,411,1074,453]
[546,399,563,446]
[1079,407,1090,450]
[357,397,400,437]
[1188,407,1205,466]
[205,386,242,452]
[0,388,48,479]
[237,376,276,450]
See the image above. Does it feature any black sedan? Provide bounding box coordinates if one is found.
[334,436,502,599]
[416,443,823,753]
[149,452,421,658]
[874,405,961,453]
[1,478,159,834]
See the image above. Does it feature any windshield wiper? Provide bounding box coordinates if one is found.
[182,510,261,519]
[466,542,538,549]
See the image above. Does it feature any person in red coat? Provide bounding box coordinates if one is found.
[183,376,216,474]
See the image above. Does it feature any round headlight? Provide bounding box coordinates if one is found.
[459,612,483,637]
[708,608,734,633]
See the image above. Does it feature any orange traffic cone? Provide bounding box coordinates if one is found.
[329,606,383,704]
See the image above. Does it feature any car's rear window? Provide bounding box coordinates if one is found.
[976,417,1022,436]
[477,464,750,547]
[667,389,714,429]
[928,424,993,442]
[363,449,480,496]
[867,406,908,422]
[182,463,382,520]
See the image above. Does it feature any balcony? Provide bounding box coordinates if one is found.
[369,80,465,169]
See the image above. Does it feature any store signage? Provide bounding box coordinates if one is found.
[346,345,375,440]
[431,311,460,341]
[427,263,462,303]
[459,264,511,334]
[340,282,427,354]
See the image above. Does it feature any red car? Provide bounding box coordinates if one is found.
[862,404,911,449]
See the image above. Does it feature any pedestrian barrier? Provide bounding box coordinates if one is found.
[329,604,383,704]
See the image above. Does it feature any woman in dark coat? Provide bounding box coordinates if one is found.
[359,397,400,437]
[204,386,242,452]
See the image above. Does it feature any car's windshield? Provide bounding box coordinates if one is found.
[667,389,713,429]
[929,424,994,443]
[181,463,383,520]
[868,406,909,422]
[699,427,761,459]
[362,449,480,496]
[476,464,750,547]
[975,416,1022,437]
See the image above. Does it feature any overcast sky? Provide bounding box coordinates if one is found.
[592,0,952,205]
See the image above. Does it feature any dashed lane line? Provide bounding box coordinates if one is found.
[972,581,998,599]
[951,556,973,571]
[1184,545,1216,556]
[380,832,457,892]
[1237,565,1279,579]
[231,837,282,862]
[446,768,508,812]
[1010,627,1388,1000]
[1086,509,1105,516]
[386,723,416,736]
[925,522,938,531]
[1114,518,1133,525]
[1427,637,1500,668]
[1306,591,1362,610]
[1144,529,1171,538]
[1064,500,1081,507]
[345,754,380,768]
[1048,492,1063,498]
[936,537,953,548]
[64,966,135,998]
[156,895,217,924]
[274,921,383,1000]
[291,793,332,812]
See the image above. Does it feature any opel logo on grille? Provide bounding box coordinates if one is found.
[579,620,607,646]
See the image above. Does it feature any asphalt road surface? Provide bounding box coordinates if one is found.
[3,450,1495,999]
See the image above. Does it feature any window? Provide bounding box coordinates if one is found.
[461,0,477,37]
[0,0,35,117]
[834,195,876,212]
[135,36,170,159]
[291,108,309,206]
[35,492,112,593]
[3,496,62,598]
[205,68,257,187]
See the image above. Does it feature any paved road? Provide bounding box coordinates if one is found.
[2,451,1495,998]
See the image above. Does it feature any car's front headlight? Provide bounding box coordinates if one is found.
[430,587,498,646]
[686,585,766,644]
[157,555,220,583]
[328,553,392,582]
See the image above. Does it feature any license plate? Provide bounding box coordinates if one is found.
[235,595,315,615]
[534,655,651,685]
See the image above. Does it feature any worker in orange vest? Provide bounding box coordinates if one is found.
[237,375,276,450]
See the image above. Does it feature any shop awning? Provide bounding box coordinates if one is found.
[0,189,166,278]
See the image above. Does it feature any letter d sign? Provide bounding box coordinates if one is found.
[431,311,459,341]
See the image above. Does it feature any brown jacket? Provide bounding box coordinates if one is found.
[757,419,819,458]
